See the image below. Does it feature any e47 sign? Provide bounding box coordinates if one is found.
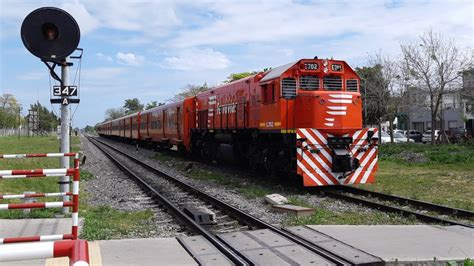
[53,85,78,97]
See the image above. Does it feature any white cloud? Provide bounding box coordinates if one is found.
[81,67,126,80]
[60,1,99,35]
[96,52,112,62]
[116,52,144,66]
[162,48,230,70]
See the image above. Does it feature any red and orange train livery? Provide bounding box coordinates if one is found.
[97,58,379,186]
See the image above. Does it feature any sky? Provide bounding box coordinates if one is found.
[0,0,473,128]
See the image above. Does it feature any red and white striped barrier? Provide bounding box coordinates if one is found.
[0,152,88,265]
[0,191,72,200]
[0,239,89,266]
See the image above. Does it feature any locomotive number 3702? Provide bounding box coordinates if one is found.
[304,63,319,70]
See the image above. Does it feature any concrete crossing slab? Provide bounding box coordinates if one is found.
[307,225,474,264]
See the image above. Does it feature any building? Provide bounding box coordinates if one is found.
[401,69,474,132]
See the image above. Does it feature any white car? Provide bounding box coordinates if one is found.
[393,132,415,143]
[422,130,440,144]
[380,132,415,144]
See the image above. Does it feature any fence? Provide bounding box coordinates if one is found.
[0,152,89,265]
[0,127,55,137]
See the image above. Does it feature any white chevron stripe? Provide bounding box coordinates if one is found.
[327,106,347,110]
[297,160,323,186]
[326,111,346,115]
[328,99,352,104]
[324,123,334,127]
[360,157,378,183]
[329,94,353,99]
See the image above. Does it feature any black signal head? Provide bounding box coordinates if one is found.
[21,7,80,61]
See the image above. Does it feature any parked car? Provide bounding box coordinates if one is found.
[393,132,415,143]
[393,129,406,135]
[380,131,391,144]
[422,130,440,144]
[406,130,423,142]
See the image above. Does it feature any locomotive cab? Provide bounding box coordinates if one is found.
[259,58,379,186]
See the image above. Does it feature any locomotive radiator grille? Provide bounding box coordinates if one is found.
[282,78,297,99]
[346,79,358,91]
[299,75,320,90]
[323,76,342,91]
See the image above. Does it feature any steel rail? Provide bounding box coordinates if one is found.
[335,185,474,219]
[322,190,473,228]
[88,136,355,266]
[87,137,249,266]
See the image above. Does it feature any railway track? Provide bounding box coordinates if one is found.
[87,136,363,265]
[323,186,473,228]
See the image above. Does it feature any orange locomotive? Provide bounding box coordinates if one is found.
[97,58,379,186]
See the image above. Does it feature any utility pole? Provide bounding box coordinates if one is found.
[60,58,70,214]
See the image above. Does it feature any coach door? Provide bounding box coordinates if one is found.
[176,107,181,139]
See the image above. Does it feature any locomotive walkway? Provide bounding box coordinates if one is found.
[1,218,473,265]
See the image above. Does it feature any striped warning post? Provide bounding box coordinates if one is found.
[0,239,89,265]
[0,192,72,200]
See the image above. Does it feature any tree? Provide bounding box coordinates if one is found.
[225,71,257,83]
[401,30,471,144]
[357,52,405,143]
[123,98,144,114]
[0,93,21,129]
[104,107,125,121]
[145,101,165,110]
[170,83,209,102]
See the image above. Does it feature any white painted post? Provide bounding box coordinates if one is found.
[60,58,70,214]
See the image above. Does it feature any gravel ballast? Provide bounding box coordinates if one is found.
[80,135,185,238]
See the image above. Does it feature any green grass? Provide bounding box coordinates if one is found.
[0,136,81,218]
[357,143,474,211]
[1,136,155,241]
[286,205,417,225]
[80,206,154,240]
[152,152,273,198]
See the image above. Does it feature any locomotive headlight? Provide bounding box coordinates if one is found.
[323,67,329,73]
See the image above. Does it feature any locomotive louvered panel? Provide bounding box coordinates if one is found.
[300,75,320,90]
[323,76,342,91]
[346,79,358,92]
[282,78,297,99]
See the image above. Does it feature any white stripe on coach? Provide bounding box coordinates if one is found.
[72,213,79,226]
[0,241,54,261]
[39,234,64,241]
[0,204,9,210]
[45,202,64,208]
[0,238,3,244]
[329,94,353,99]
[73,181,79,195]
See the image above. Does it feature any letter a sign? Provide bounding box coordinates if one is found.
[62,98,69,105]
